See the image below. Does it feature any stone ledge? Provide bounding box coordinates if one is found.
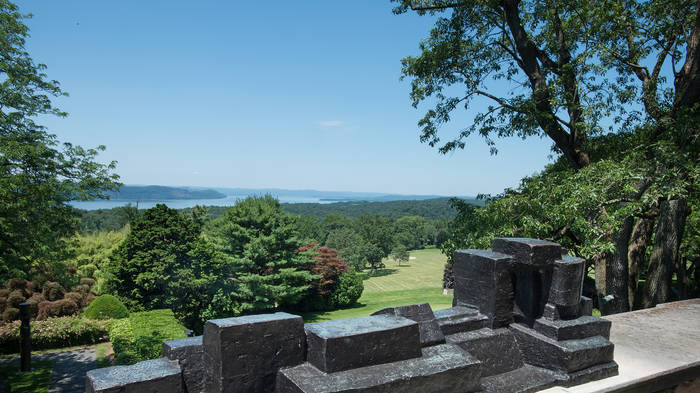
[276,344,481,393]
[86,357,183,393]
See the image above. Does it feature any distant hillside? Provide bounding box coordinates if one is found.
[108,185,225,201]
[200,197,482,221]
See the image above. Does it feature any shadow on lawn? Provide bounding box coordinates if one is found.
[300,302,368,323]
[360,268,397,279]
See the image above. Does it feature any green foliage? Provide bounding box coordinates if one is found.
[0,359,52,393]
[0,0,119,282]
[84,294,129,320]
[79,205,139,232]
[66,228,128,292]
[109,309,186,365]
[209,195,317,313]
[105,204,231,330]
[391,246,410,266]
[281,198,467,220]
[326,228,382,272]
[329,270,364,309]
[0,316,110,354]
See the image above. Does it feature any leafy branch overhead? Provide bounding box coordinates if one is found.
[0,0,120,281]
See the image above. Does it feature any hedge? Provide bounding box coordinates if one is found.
[0,316,111,354]
[110,309,186,365]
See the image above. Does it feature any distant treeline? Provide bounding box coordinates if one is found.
[78,197,479,232]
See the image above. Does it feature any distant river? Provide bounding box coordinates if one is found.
[70,195,330,211]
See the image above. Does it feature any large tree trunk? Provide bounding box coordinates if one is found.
[596,217,635,315]
[627,217,655,309]
[643,200,688,308]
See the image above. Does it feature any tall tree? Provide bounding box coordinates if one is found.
[209,195,317,313]
[0,0,119,281]
[395,0,699,312]
[105,205,229,330]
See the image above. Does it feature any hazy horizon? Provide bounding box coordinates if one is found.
[18,0,554,196]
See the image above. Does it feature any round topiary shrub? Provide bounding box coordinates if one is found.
[7,290,26,308]
[7,278,27,291]
[64,292,84,307]
[42,281,65,301]
[27,293,45,317]
[330,270,364,309]
[2,307,19,321]
[37,299,79,320]
[84,294,129,320]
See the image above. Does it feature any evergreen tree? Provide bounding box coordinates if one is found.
[210,195,317,312]
[105,204,230,329]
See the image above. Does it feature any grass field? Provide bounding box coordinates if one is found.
[302,248,453,322]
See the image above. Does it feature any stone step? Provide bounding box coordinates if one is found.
[480,364,559,393]
[533,316,611,341]
[276,344,481,393]
[304,314,421,373]
[372,303,445,347]
[510,323,614,373]
[446,328,524,377]
[434,306,489,335]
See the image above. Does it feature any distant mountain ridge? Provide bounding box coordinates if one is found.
[108,185,225,201]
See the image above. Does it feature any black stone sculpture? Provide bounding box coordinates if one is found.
[86,238,618,393]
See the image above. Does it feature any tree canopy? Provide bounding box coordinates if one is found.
[396,0,699,313]
[0,0,119,281]
[209,195,317,313]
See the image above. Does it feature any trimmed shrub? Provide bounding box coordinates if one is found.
[0,315,111,354]
[72,284,90,294]
[7,278,27,291]
[2,307,19,322]
[7,290,26,308]
[27,293,45,317]
[37,299,79,320]
[42,281,65,301]
[64,292,84,307]
[330,270,364,309]
[84,295,129,320]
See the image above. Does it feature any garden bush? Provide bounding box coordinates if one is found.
[2,308,19,322]
[37,299,79,320]
[84,294,129,320]
[329,270,364,308]
[41,281,64,301]
[109,309,186,365]
[0,315,110,354]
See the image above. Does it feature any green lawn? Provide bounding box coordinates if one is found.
[0,360,52,393]
[302,248,453,323]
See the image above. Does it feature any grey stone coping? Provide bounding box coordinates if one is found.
[304,314,416,338]
[454,249,512,261]
[206,311,299,328]
[539,299,700,392]
[86,357,180,391]
[163,335,202,349]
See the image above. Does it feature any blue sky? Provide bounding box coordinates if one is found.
[17,0,553,196]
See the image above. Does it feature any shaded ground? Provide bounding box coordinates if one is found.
[0,348,96,393]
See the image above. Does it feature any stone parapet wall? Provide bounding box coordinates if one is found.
[86,238,621,393]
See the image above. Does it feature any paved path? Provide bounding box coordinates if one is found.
[0,347,96,393]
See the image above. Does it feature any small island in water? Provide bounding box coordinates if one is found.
[107,185,226,201]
